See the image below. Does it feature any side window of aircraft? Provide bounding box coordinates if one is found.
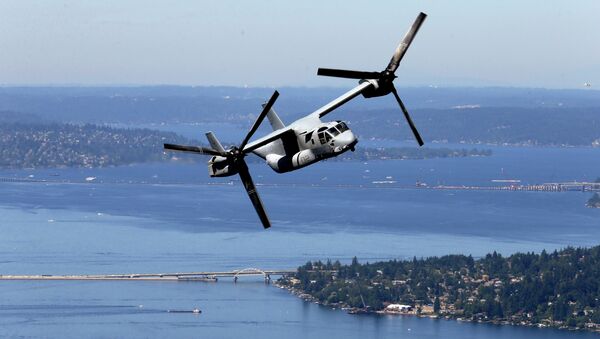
[325,132,333,142]
[304,131,314,143]
[318,132,326,144]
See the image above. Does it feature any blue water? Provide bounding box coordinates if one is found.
[1,144,600,338]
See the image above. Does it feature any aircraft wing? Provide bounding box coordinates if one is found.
[242,125,295,153]
[243,81,372,152]
[310,80,374,118]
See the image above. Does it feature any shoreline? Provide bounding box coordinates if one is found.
[275,280,600,334]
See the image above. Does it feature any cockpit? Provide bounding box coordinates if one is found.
[317,122,350,145]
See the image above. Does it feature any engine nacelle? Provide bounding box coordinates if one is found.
[208,156,238,177]
[360,78,394,98]
[266,149,318,173]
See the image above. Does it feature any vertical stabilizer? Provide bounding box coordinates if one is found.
[262,103,285,131]
[205,131,226,153]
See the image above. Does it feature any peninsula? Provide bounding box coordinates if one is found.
[277,246,600,332]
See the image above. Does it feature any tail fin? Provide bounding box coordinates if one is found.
[205,131,226,153]
[262,103,285,131]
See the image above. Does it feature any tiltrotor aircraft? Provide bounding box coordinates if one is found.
[164,12,428,229]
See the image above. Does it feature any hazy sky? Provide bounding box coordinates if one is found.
[1,0,599,88]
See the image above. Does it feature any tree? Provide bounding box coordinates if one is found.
[552,298,569,321]
[434,297,441,314]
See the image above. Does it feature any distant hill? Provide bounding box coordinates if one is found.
[0,122,193,169]
[0,120,491,170]
[345,106,600,146]
[0,110,44,124]
[1,86,599,146]
[1,86,599,123]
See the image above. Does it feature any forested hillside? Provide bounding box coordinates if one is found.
[280,245,600,331]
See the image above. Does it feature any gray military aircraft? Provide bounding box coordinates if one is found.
[164,12,427,228]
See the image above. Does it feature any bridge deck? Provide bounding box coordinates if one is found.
[0,269,297,281]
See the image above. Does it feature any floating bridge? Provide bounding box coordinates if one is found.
[0,268,297,284]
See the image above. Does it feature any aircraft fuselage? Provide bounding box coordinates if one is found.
[258,118,357,173]
[208,117,357,177]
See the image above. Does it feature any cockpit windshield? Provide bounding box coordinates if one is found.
[328,127,340,137]
[319,122,349,144]
[335,122,349,132]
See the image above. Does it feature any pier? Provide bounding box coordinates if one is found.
[0,268,296,284]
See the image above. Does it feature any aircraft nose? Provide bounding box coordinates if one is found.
[335,130,357,147]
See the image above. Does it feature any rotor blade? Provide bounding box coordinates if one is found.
[390,87,424,146]
[317,68,381,80]
[237,161,271,229]
[163,143,222,156]
[206,131,227,154]
[239,90,279,150]
[385,12,427,74]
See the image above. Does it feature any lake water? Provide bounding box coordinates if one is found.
[1,143,600,338]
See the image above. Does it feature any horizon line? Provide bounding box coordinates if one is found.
[0,84,597,92]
